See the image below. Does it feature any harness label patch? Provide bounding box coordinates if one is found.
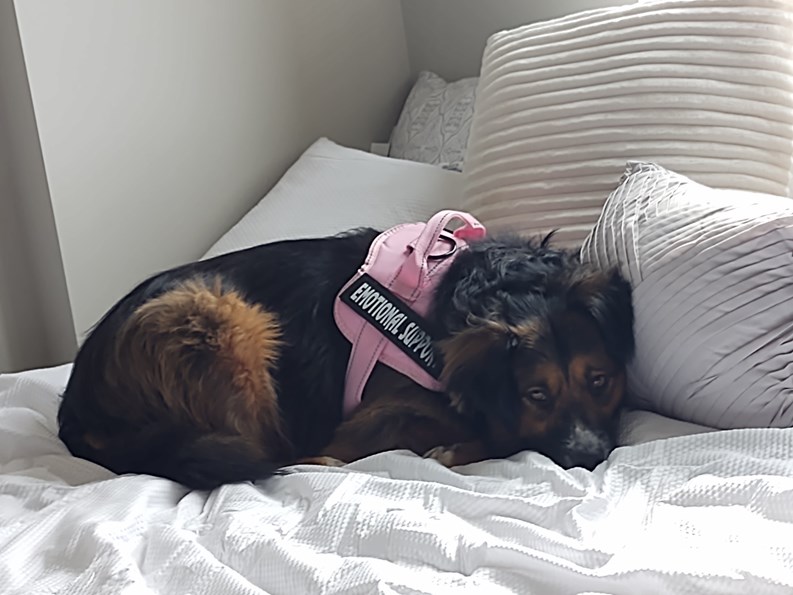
[340,273,443,379]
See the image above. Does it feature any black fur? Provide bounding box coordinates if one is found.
[59,230,379,487]
[432,234,635,457]
[567,268,635,364]
[431,233,582,334]
[58,227,635,487]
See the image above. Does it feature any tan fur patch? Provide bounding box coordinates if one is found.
[568,355,590,385]
[319,366,476,463]
[110,277,288,457]
[511,320,547,351]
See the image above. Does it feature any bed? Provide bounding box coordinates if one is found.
[3,357,793,594]
[4,1,793,592]
[2,137,792,594]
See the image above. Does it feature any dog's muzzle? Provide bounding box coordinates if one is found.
[557,418,615,470]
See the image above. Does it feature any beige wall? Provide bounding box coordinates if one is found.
[0,117,34,371]
[12,0,411,342]
[400,0,632,80]
[0,0,76,373]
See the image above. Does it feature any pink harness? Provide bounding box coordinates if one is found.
[334,210,486,417]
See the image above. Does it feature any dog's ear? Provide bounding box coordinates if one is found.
[439,323,520,430]
[567,267,635,364]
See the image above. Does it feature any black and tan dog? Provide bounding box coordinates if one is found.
[57,228,634,489]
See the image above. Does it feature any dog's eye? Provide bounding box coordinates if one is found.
[589,373,609,390]
[524,388,548,403]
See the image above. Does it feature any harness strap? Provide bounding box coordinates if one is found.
[336,210,486,418]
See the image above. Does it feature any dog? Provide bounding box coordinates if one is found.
[57,216,634,490]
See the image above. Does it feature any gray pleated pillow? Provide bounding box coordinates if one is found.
[582,162,793,429]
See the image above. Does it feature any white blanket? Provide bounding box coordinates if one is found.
[2,366,792,594]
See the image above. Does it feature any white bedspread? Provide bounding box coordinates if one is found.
[2,366,792,594]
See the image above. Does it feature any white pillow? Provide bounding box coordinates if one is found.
[463,0,793,248]
[389,71,478,172]
[582,161,793,429]
[618,410,716,447]
[203,138,463,258]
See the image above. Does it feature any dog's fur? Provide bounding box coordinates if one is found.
[57,229,634,489]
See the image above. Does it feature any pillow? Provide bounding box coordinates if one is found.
[462,0,793,248]
[202,138,463,258]
[582,161,793,430]
[389,71,478,172]
[618,410,716,447]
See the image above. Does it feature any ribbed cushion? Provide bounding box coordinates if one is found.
[582,161,793,429]
[463,0,793,247]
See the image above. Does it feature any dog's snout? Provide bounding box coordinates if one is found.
[560,420,614,470]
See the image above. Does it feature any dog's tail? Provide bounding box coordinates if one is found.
[125,427,284,490]
[58,414,283,490]
[58,276,289,490]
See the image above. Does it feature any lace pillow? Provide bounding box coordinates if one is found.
[389,71,478,172]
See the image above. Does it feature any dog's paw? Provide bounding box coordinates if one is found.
[296,456,346,467]
[423,445,458,467]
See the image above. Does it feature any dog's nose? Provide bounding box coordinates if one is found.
[560,420,614,470]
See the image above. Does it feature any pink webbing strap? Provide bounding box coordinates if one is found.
[391,210,485,297]
[341,211,486,416]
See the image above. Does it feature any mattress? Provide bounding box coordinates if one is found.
[2,365,792,594]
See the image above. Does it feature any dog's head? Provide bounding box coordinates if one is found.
[436,237,634,470]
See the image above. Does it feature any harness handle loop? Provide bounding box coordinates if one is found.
[396,211,486,296]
